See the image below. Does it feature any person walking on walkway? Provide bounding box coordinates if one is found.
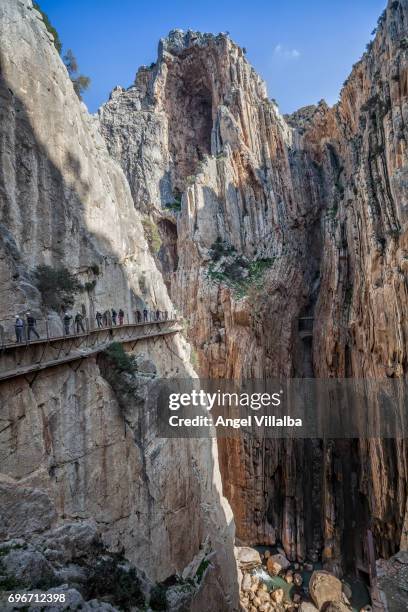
[136,310,142,323]
[103,310,112,327]
[15,315,24,343]
[143,308,148,322]
[155,309,160,321]
[63,312,72,335]
[96,311,103,328]
[75,312,85,333]
[164,310,168,320]
[26,312,40,341]
[118,309,124,325]
[111,308,117,325]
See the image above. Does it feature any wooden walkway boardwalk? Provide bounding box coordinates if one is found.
[0,319,182,383]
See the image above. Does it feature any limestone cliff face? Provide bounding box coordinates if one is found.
[302,0,408,567]
[0,340,235,593]
[0,1,238,608]
[0,0,172,323]
[99,0,408,575]
[99,30,323,380]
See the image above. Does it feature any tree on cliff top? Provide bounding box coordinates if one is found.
[33,1,62,54]
[63,49,91,100]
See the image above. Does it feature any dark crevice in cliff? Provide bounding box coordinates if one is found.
[164,49,213,192]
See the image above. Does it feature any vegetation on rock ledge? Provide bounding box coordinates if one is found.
[33,1,62,53]
[34,264,83,310]
[142,216,162,253]
[207,239,274,298]
[103,342,137,373]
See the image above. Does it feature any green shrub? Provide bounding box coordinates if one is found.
[0,543,24,557]
[63,49,91,100]
[209,238,236,262]
[103,342,137,373]
[377,8,387,27]
[344,288,352,309]
[34,264,83,310]
[150,584,167,610]
[139,273,147,294]
[142,217,162,253]
[208,256,274,298]
[33,2,62,54]
[400,37,408,50]
[327,204,338,219]
[85,556,144,611]
[0,572,21,592]
[190,348,199,369]
[195,558,210,583]
[165,201,181,212]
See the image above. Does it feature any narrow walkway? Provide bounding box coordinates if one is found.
[298,316,314,339]
[0,319,182,383]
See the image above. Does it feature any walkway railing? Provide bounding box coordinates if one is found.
[0,310,177,349]
[0,312,182,383]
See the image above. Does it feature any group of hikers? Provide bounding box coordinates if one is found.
[13,311,91,342]
[14,313,39,343]
[95,308,168,327]
[94,308,125,329]
[135,308,168,324]
[12,307,171,343]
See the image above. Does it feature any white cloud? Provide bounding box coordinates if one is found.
[274,43,301,60]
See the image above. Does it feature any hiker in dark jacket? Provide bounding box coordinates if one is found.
[155,309,160,321]
[118,309,124,325]
[75,312,85,333]
[103,310,111,327]
[111,309,117,325]
[15,315,24,343]
[63,312,72,335]
[143,309,148,322]
[26,312,40,340]
[96,311,103,328]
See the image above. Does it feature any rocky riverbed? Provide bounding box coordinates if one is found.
[236,547,372,612]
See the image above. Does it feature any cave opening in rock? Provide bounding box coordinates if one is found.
[164,50,213,192]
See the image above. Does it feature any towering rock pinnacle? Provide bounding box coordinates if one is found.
[99,2,408,574]
[99,29,322,380]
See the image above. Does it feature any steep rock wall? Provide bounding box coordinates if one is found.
[0,1,238,607]
[0,0,171,323]
[97,26,334,564]
[98,0,408,574]
[0,340,236,598]
[306,0,408,567]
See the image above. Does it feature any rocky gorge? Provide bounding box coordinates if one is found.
[0,0,408,610]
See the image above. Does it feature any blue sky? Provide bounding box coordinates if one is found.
[40,0,386,114]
